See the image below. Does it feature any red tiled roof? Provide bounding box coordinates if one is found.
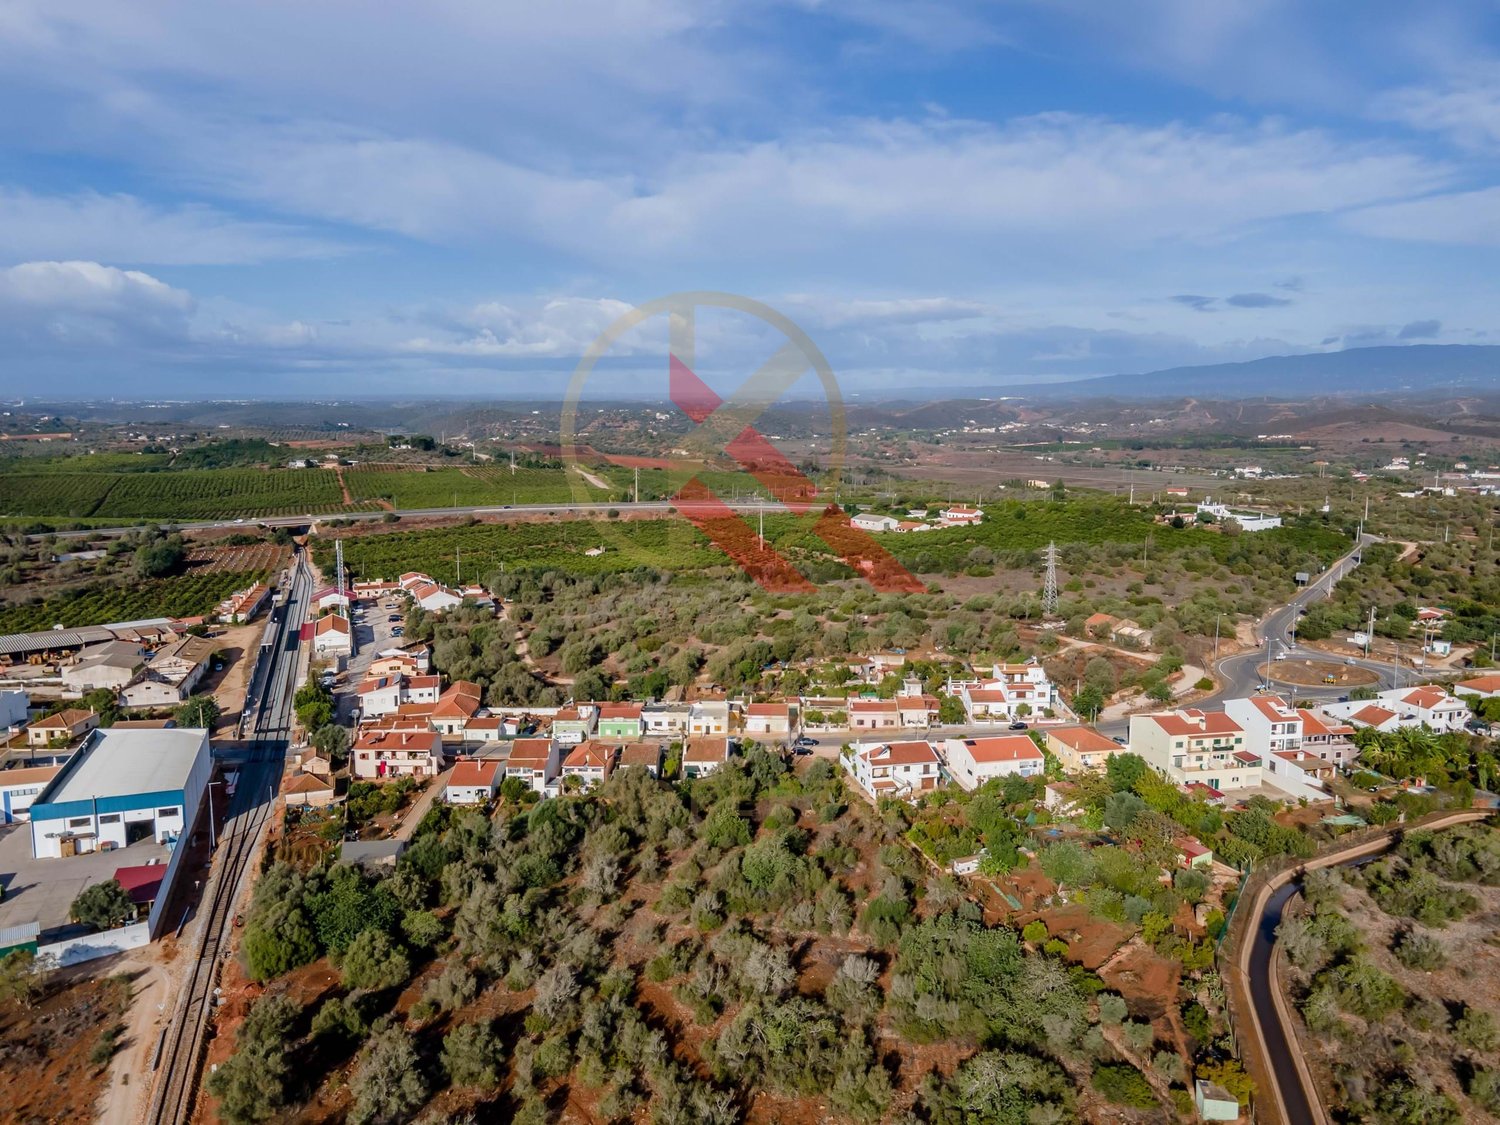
[619,743,661,767]
[683,736,730,762]
[564,741,617,770]
[314,614,350,635]
[597,703,643,720]
[449,760,502,788]
[746,702,791,718]
[354,729,441,752]
[1351,705,1397,727]
[1047,725,1118,754]
[1458,675,1500,694]
[1402,687,1454,710]
[863,740,938,766]
[1149,710,1243,737]
[850,699,899,713]
[958,735,1042,763]
[507,738,555,767]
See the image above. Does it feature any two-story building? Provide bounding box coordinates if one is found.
[552,705,597,746]
[1128,709,1258,791]
[120,635,215,709]
[1224,695,1304,755]
[351,729,444,780]
[562,740,618,791]
[312,613,353,658]
[1045,725,1123,772]
[1296,709,1359,768]
[943,734,1044,790]
[845,739,941,801]
[505,737,560,793]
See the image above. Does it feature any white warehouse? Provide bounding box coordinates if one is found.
[27,727,211,859]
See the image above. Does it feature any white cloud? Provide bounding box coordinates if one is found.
[0,260,194,348]
[1375,74,1500,148]
[0,189,347,265]
[1344,186,1500,247]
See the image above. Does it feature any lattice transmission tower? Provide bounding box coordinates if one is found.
[1041,540,1059,617]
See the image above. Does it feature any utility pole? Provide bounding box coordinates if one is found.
[634,467,640,504]
[1213,615,1221,664]
[1366,607,1375,658]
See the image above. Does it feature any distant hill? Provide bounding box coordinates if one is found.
[1016,344,1500,400]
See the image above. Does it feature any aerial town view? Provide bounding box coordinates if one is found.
[4,5,1500,1125]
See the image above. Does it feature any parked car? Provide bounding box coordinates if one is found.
[392,626,405,636]
[1112,736,1127,745]
[1008,721,1029,731]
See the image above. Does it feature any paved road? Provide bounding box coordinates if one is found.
[1237,809,1491,1125]
[1095,534,1387,739]
[32,499,717,540]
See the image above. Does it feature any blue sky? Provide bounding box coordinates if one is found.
[1,0,1499,399]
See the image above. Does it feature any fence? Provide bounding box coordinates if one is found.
[38,921,149,967]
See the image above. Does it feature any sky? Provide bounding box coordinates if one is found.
[1,0,1500,400]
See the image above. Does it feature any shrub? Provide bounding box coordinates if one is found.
[340,930,411,992]
[443,1019,505,1086]
[349,1027,428,1125]
[1391,929,1447,971]
[1093,1062,1156,1109]
[1021,920,1048,944]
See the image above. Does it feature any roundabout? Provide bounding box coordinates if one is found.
[1264,657,1380,690]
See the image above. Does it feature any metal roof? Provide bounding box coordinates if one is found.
[0,625,117,657]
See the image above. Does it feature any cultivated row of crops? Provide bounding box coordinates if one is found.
[0,468,371,520]
[342,465,610,509]
[0,569,271,634]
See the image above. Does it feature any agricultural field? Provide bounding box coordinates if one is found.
[341,465,608,509]
[186,542,293,574]
[0,466,359,520]
[1278,824,1500,1121]
[0,567,270,633]
[89,468,359,519]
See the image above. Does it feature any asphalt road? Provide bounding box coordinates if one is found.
[1247,880,1316,1125]
[33,499,706,540]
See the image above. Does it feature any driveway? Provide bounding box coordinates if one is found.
[0,824,169,939]
[334,599,404,724]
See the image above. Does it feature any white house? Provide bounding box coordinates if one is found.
[446,759,502,804]
[355,674,406,718]
[1195,500,1281,532]
[312,613,353,658]
[688,700,730,736]
[938,506,983,526]
[845,739,941,801]
[562,740,617,791]
[1224,695,1303,756]
[1296,709,1360,768]
[850,513,899,533]
[849,699,900,731]
[682,736,732,778]
[642,702,691,737]
[505,737,560,793]
[552,705,597,746]
[1045,725,1123,772]
[351,729,444,780]
[943,734,1044,790]
[742,702,795,738]
[1455,675,1500,701]
[1319,686,1468,733]
[1128,709,1259,791]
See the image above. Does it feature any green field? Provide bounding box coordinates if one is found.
[0,461,617,521]
[342,465,609,508]
[312,499,1352,590]
[0,568,271,633]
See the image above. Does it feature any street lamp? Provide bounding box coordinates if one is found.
[206,779,226,849]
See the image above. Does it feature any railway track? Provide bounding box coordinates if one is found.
[145,556,311,1125]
